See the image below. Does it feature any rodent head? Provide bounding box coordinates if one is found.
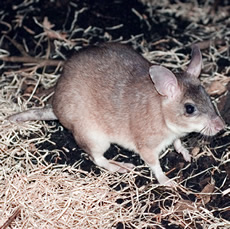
[149,45,225,136]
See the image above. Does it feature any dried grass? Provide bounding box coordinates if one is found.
[1,0,230,228]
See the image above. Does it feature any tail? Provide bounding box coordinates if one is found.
[7,107,58,122]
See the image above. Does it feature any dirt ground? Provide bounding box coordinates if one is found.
[0,0,230,228]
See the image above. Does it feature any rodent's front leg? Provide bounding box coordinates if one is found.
[140,148,176,186]
[150,162,176,186]
[173,139,191,162]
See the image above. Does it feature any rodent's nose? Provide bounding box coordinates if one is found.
[213,116,225,132]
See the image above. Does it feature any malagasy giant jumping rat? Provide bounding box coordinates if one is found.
[8,43,225,185]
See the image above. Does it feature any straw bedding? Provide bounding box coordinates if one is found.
[0,0,230,228]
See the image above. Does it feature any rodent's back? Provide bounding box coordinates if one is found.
[52,44,152,130]
[62,43,150,82]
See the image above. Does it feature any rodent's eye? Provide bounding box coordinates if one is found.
[184,103,196,115]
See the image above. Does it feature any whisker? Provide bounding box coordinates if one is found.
[200,126,207,135]
[201,125,214,137]
[189,133,200,147]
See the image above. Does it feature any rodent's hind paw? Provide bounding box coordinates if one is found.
[94,156,135,173]
[109,160,135,173]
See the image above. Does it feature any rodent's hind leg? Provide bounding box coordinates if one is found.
[74,130,134,173]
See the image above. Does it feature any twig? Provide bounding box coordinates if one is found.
[194,39,226,50]
[4,35,29,57]
[0,207,21,229]
[0,56,64,66]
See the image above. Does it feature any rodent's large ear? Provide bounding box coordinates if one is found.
[149,65,179,99]
[186,44,202,78]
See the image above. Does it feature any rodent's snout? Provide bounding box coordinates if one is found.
[202,116,225,136]
[212,116,225,133]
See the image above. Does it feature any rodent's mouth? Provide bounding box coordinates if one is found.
[199,116,225,136]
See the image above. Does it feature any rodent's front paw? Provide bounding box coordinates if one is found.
[158,176,177,187]
[179,148,191,162]
[173,139,191,162]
